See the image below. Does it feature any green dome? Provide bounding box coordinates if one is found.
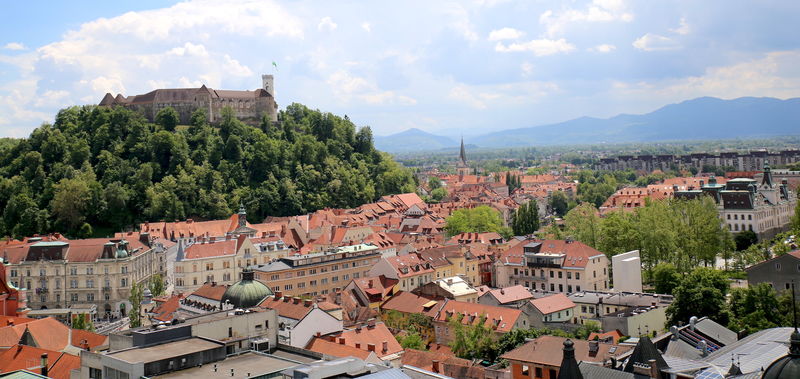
[221,268,273,309]
[763,330,800,379]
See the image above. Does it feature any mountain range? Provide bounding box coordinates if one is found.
[374,97,800,152]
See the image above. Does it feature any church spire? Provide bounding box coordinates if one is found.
[459,137,467,165]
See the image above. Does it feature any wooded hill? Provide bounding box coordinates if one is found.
[0,103,416,238]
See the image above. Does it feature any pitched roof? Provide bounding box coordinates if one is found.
[480,285,534,304]
[151,294,184,322]
[436,300,522,333]
[383,254,434,278]
[401,348,471,372]
[352,275,398,301]
[0,345,80,379]
[333,322,403,359]
[622,336,668,373]
[530,293,576,315]
[259,295,320,320]
[501,335,632,366]
[190,283,228,302]
[69,329,108,350]
[499,238,605,268]
[304,337,372,360]
[183,239,238,259]
[379,291,442,318]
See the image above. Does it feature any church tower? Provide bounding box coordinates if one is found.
[456,137,471,176]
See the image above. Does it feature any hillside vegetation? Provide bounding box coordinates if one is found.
[0,103,416,238]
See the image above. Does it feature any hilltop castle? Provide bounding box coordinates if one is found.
[98,75,278,125]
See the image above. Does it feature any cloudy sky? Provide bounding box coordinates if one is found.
[1,0,799,138]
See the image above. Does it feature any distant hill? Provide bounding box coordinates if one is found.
[468,97,800,147]
[374,128,458,152]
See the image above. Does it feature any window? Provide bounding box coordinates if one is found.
[576,273,580,280]
[549,271,554,278]
[522,365,530,376]
[87,280,94,288]
[104,266,109,274]
[89,367,102,379]
[71,293,79,302]
[310,280,317,286]
[271,274,279,280]
[576,285,581,292]
[86,267,94,275]
[550,283,555,291]
[121,278,128,287]
[535,367,543,378]
[559,284,563,292]
[70,267,77,275]
[581,306,587,313]
[39,269,46,276]
[40,295,46,303]
[10,269,17,277]
[298,282,305,288]
[567,272,572,279]
[121,266,128,274]
[55,279,61,289]
[284,284,292,290]
[776,263,782,271]
[567,285,572,292]
[593,271,597,278]
[70,279,78,289]
[87,293,95,301]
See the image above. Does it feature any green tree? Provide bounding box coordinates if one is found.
[652,263,680,294]
[397,332,426,350]
[51,177,93,234]
[78,223,93,238]
[511,200,540,236]
[549,191,569,217]
[734,230,758,251]
[666,267,730,326]
[149,274,165,297]
[449,314,497,361]
[564,203,600,248]
[597,210,639,258]
[428,176,442,190]
[445,206,505,236]
[728,283,786,335]
[155,107,180,131]
[129,281,144,328]
[430,187,448,202]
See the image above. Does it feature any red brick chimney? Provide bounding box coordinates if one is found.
[382,341,388,353]
[275,291,282,299]
[367,343,376,352]
[432,360,440,373]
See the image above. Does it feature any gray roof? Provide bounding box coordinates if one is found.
[664,338,704,360]
[695,318,738,346]
[577,362,639,379]
[704,327,793,375]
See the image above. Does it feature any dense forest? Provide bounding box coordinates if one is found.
[0,103,416,238]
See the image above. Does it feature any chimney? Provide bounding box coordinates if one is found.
[339,337,346,345]
[316,332,321,337]
[648,359,658,378]
[367,343,376,352]
[262,232,267,238]
[7,320,13,326]
[500,288,505,295]
[293,297,301,304]
[368,279,373,289]
[304,299,312,307]
[226,234,232,241]
[432,360,440,373]
[382,341,388,353]
[40,353,48,377]
[275,291,282,299]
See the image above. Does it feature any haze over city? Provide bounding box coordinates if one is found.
[2,0,799,138]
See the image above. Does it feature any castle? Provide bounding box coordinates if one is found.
[98,75,278,125]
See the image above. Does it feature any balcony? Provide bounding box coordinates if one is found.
[35,288,49,294]
[102,286,112,292]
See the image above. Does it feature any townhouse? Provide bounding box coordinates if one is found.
[368,254,434,292]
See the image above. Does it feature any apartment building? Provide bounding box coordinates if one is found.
[368,254,434,292]
[495,239,609,293]
[174,234,292,293]
[1,232,166,318]
[254,243,381,297]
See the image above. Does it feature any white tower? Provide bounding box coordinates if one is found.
[261,74,274,96]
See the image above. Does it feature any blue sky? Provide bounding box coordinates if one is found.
[1,0,799,138]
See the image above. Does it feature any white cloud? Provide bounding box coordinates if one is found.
[168,42,209,57]
[449,80,559,109]
[589,44,616,53]
[632,33,681,51]
[487,27,525,41]
[539,0,633,37]
[3,42,26,51]
[318,16,338,32]
[326,70,416,106]
[670,17,690,35]
[444,3,478,41]
[521,62,534,77]
[223,54,253,77]
[495,38,576,56]
[34,90,70,108]
[361,22,371,33]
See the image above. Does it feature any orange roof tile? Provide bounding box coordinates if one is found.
[184,239,238,259]
[481,285,534,305]
[436,300,522,333]
[530,293,575,315]
[190,283,229,302]
[334,322,403,358]
[0,345,80,379]
[304,337,372,360]
[259,295,317,320]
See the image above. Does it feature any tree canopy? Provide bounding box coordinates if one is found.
[445,205,507,237]
[0,103,415,237]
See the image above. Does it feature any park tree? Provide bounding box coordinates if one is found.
[445,205,505,236]
[666,267,730,326]
[735,230,758,251]
[449,314,497,361]
[728,283,787,335]
[149,274,165,297]
[597,210,639,258]
[430,187,448,202]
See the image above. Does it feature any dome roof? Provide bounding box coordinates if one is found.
[763,329,800,379]
[221,268,273,309]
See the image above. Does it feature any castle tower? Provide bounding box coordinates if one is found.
[262,74,274,96]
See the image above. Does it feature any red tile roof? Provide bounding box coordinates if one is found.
[0,345,80,379]
[530,293,575,315]
[501,335,631,366]
[305,337,372,360]
[380,291,442,318]
[436,300,522,333]
[190,283,228,302]
[480,285,534,305]
[259,295,317,320]
[384,254,434,278]
[184,239,238,259]
[333,322,403,358]
[499,239,605,268]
